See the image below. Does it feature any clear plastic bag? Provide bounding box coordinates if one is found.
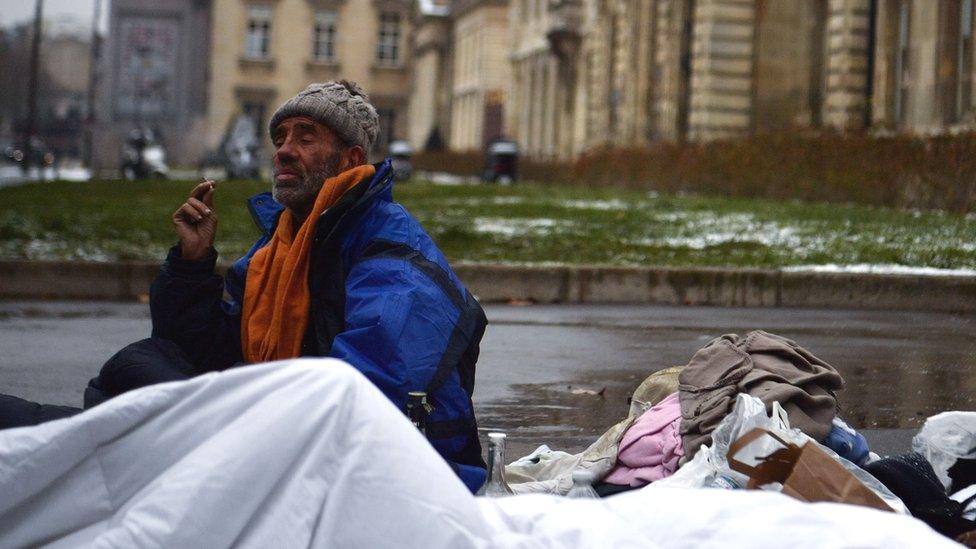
[657,394,797,490]
[912,411,976,491]
[656,394,908,513]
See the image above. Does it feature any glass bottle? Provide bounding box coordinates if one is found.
[566,469,599,498]
[477,432,514,497]
[406,391,428,434]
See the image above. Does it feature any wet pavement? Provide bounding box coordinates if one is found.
[1,300,973,459]
[477,305,976,458]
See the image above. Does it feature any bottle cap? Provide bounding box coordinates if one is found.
[488,432,507,442]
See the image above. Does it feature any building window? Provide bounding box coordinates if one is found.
[377,12,401,65]
[244,5,272,59]
[313,10,338,62]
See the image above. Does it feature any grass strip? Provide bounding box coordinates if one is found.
[1,178,974,270]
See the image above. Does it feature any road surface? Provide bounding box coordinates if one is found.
[1,300,973,457]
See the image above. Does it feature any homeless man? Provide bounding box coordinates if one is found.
[0,81,489,492]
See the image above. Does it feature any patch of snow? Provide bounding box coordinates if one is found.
[72,247,112,262]
[423,172,478,186]
[455,259,573,268]
[652,211,691,223]
[490,196,526,205]
[24,239,56,259]
[559,199,631,211]
[473,217,561,237]
[440,196,526,207]
[634,215,805,250]
[782,264,976,277]
[57,166,91,182]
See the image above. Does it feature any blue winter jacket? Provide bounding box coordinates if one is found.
[150,159,488,491]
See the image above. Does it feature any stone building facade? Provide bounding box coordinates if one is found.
[408,1,453,149]
[408,0,511,151]
[206,0,415,161]
[495,0,976,159]
[449,0,511,150]
[507,0,565,158]
[92,0,212,169]
[872,0,976,132]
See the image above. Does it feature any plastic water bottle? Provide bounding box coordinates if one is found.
[477,432,514,497]
[707,474,741,490]
[566,469,599,498]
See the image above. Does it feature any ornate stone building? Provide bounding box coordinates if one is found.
[872,0,976,132]
[408,0,511,151]
[206,0,415,160]
[497,0,976,158]
[450,0,511,150]
[408,1,453,149]
[507,0,564,157]
[92,0,212,169]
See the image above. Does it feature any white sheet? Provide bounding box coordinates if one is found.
[0,359,959,548]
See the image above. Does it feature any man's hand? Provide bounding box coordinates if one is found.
[173,180,217,261]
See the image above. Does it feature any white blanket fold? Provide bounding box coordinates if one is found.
[0,359,958,548]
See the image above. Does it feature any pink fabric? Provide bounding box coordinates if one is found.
[604,392,684,487]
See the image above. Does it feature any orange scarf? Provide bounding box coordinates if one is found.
[241,164,376,363]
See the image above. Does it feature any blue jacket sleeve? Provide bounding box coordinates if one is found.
[149,246,243,373]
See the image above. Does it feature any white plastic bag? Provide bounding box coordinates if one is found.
[656,394,907,514]
[656,394,795,489]
[912,411,976,491]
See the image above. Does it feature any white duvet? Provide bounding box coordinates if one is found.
[0,359,959,548]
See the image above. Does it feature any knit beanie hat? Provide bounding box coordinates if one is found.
[268,80,379,151]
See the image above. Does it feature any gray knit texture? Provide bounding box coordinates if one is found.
[268,81,379,151]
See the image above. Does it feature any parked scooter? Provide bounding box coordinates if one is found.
[482,139,518,184]
[223,115,262,180]
[5,137,56,171]
[389,140,414,182]
[122,127,169,180]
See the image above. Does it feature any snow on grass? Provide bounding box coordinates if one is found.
[558,198,631,211]
[783,264,976,277]
[490,196,527,205]
[635,212,808,250]
[421,172,477,186]
[2,177,973,269]
[473,217,563,237]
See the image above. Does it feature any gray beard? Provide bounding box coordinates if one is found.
[272,153,343,214]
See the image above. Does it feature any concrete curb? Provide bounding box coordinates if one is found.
[1,260,974,313]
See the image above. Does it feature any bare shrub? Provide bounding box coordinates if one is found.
[412,134,976,212]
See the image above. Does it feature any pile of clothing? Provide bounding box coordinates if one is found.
[507,331,859,493]
[507,330,976,545]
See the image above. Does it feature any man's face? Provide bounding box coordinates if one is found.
[271,116,345,213]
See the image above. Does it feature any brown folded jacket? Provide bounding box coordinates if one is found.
[678,330,844,461]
